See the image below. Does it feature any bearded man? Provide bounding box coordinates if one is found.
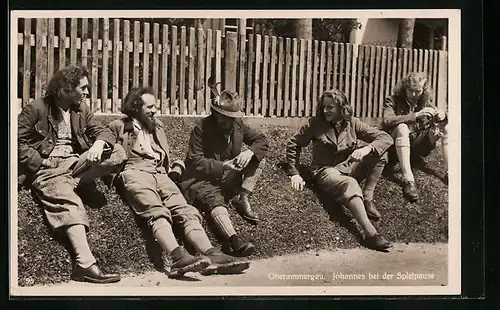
[18,65,127,283]
[107,87,250,278]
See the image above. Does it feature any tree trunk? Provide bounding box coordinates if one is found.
[294,19,313,41]
[397,18,416,48]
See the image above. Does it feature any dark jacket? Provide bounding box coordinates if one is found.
[285,116,394,176]
[107,116,172,173]
[178,115,269,197]
[381,90,437,132]
[18,98,115,185]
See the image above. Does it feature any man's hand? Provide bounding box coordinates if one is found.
[349,145,373,162]
[435,109,446,121]
[291,174,306,191]
[41,158,57,169]
[415,107,436,120]
[234,149,254,169]
[86,140,106,163]
[223,159,243,172]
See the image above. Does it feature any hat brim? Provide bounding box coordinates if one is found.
[211,105,244,118]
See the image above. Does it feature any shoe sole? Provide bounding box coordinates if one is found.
[200,261,250,276]
[168,258,211,278]
[232,244,255,257]
[71,275,121,284]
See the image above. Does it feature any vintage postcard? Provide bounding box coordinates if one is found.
[10,9,461,296]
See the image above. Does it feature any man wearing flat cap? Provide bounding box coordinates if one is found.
[178,89,269,257]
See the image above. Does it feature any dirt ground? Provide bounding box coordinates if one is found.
[25,242,447,290]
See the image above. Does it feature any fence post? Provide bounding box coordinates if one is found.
[437,50,448,112]
[224,31,238,92]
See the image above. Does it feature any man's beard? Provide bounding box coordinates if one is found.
[136,111,156,132]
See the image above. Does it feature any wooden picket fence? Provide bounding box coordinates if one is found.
[16,18,448,117]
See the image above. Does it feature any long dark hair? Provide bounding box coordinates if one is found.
[316,89,353,121]
[121,86,155,117]
[44,65,89,102]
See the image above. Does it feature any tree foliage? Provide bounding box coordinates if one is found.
[253,18,362,42]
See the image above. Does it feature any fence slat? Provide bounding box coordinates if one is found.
[419,49,424,72]
[384,47,392,102]
[142,22,150,89]
[238,33,247,107]
[170,26,178,114]
[269,36,277,116]
[362,46,371,117]
[412,48,418,74]
[319,41,326,97]
[205,28,212,114]
[305,39,312,117]
[373,46,381,117]
[291,38,298,117]
[312,40,319,116]
[432,50,438,101]
[179,26,187,114]
[133,21,140,88]
[59,18,66,69]
[326,41,332,91]
[215,30,222,104]
[355,45,364,117]
[81,19,88,69]
[70,18,78,65]
[332,42,338,90]
[112,19,120,113]
[22,18,31,106]
[262,35,269,116]
[396,47,404,88]
[283,38,291,117]
[91,19,99,111]
[423,49,429,77]
[367,46,375,117]
[123,20,130,107]
[160,25,169,114]
[298,39,305,116]
[254,34,262,116]
[276,37,284,117]
[350,44,358,108]
[437,51,448,111]
[35,19,48,99]
[390,48,398,96]
[339,43,345,92]
[188,27,196,114]
[152,23,160,100]
[345,44,352,99]
[102,18,109,113]
[197,27,206,115]
[47,19,55,79]
[245,34,254,115]
[378,47,387,115]
[402,48,409,80]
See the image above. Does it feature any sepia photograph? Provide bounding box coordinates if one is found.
[10,9,461,296]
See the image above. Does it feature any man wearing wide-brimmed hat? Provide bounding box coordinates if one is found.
[382,72,449,202]
[178,89,269,258]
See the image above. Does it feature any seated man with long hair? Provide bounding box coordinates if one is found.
[285,89,393,251]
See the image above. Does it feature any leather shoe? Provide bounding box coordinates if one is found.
[200,247,250,276]
[71,263,121,284]
[229,195,259,224]
[364,200,381,221]
[362,234,392,251]
[168,246,211,278]
[229,235,255,257]
[403,181,419,202]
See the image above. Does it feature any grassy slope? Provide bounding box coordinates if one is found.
[16,116,448,286]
